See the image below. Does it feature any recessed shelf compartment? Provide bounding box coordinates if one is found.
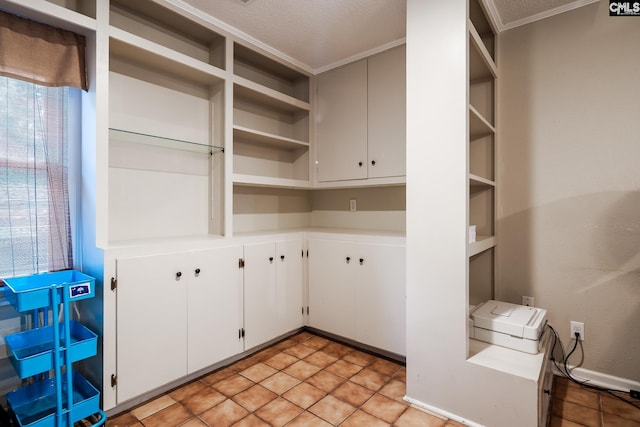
[109,30,225,88]
[234,43,310,103]
[469,23,497,82]
[234,77,311,113]
[469,173,495,187]
[46,0,96,19]
[469,0,495,61]
[469,105,495,141]
[110,128,223,155]
[468,235,496,258]
[233,126,308,151]
[110,0,225,70]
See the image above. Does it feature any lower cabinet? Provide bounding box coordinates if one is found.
[308,237,406,355]
[115,245,243,403]
[243,238,304,349]
[111,232,403,406]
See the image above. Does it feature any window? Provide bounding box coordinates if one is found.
[0,76,76,278]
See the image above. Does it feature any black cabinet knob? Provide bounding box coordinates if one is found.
[269,257,274,262]
[176,271,182,278]
[346,257,351,263]
[359,258,364,265]
[544,389,550,395]
[195,268,201,274]
[358,161,363,167]
[281,255,285,261]
[371,160,376,166]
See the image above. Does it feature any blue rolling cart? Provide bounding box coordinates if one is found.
[3,270,106,427]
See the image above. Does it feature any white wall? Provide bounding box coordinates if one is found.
[498,0,640,383]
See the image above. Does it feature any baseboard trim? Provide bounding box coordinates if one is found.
[552,365,640,392]
[403,396,484,427]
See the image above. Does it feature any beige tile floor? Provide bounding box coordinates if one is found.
[106,332,640,427]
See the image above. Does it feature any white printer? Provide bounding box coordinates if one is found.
[469,300,548,354]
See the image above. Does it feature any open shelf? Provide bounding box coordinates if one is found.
[469,173,495,187]
[110,0,225,69]
[234,42,309,103]
[109,128,223,155]
[232,174,311,189]
[469,0,495,61]
[233,125,309,150]
[234,77,311,113]
[109,29,225,88]
[469,22,497,82]
[468,235,496,258]
[469,105,495,141]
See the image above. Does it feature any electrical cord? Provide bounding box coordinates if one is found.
[546,324,640,410]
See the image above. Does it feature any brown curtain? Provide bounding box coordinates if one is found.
[0,10,87,90]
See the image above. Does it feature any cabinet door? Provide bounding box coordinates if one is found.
[275,239,304,335]
[355,243,406,355]
[316,59,368,182]
[308,239,357,339]
[367,45,406,179]
[116,253,187,403]
[243,242,278,349]
[188,246,244,373]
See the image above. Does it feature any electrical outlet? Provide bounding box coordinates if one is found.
[570,321,585,341]
[522,296,534,307]
[349,199,357,212]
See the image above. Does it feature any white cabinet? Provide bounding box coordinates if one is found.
[316,45,406,183]
[308,237,406,355]
[316,59,368,182]
[367,45,406,179]
[307,239,358,339]
[243,239,304,349]
[115,246,243,403]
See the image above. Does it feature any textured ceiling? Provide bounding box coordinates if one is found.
[181,0,406,72]
[179,0,598,72]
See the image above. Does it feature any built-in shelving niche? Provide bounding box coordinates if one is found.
[232,43,311,187]
[110,0,226,70]
[469,248,494,306]
[108,25,226,244]
[46,0,96,19]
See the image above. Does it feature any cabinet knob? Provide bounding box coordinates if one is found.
[346,257,351,263]
[359,258,364,265]
[195,268,201,275]
[176,271,182,278]
[269,257,274,263]
[371,160,376,166]
[358,161,363,167]
[544,389,550,395]
[281,255,285,261]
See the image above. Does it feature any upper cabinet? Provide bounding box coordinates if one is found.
[232,43,312,188]
[315,45,406,184]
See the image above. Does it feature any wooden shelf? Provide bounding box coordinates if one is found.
[232,174,311,189]
[469,105,495,141]
[233,126,309,150]
[468,235,495,257]
[469,174,495,187]
[234,43,309,103]
[469,21,497,82]
[234,76,311,113]
[109,27,226,87]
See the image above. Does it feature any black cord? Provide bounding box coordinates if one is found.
[546,324,640,411]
